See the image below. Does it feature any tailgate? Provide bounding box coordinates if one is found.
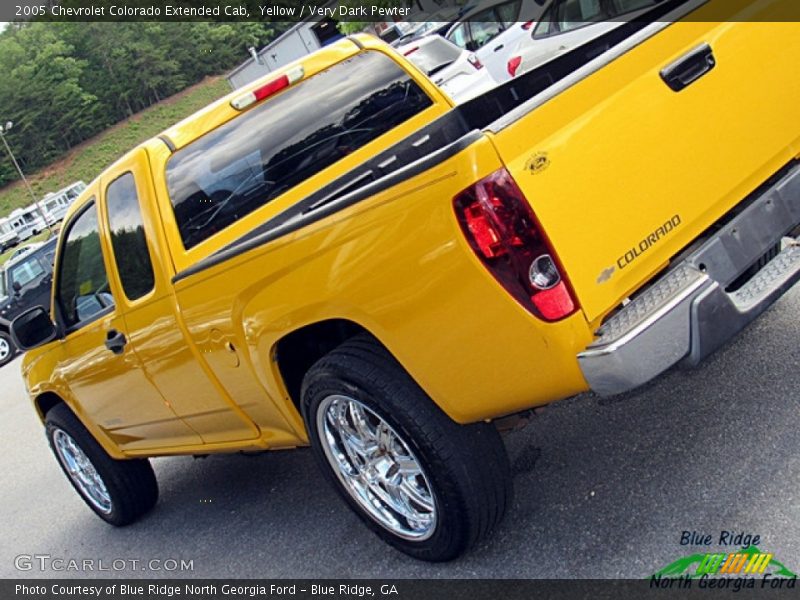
[487,0,800,322]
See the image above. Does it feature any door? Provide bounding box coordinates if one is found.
[54,196,202,452]
[100,153,259,444]
[480,0,531,82]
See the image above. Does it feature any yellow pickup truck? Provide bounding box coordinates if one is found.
[11,0,800,561]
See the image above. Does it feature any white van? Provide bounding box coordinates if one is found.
[0,217,20,253]
[8,206,46,241]
[41,181,86,224]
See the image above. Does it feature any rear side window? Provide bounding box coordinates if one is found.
[106,173,156,301]
[533,6,556,38]
[557,0,608,32]
[166,51,433,250]
[496,0,522,25]
[447,22,471,49]
[468,20,505,49]
[609,0,661,15]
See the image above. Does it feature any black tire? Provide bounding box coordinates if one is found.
[0,330,16,367]
[301,334,512,562]
[45,403,158,526]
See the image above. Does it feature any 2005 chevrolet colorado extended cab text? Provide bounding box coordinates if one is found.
[12,0,800,561]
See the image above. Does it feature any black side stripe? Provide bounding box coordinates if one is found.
[172,130,481,284]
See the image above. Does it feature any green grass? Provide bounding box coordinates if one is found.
[0,229,56,267]
[0,76,231,218]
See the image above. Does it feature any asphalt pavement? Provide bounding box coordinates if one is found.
[1,288,798,579]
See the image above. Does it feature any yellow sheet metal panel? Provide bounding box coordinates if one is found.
[171,137,594,424]
[489,9,800,323]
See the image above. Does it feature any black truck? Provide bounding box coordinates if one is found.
[0,238,57,366]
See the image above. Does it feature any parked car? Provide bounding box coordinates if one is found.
[7,242,43,263]
[12,7,800,562]
[399,35,499,103]
[443,0,547,83]
[391,7,462,47]
[0,237,56,366]
[506,0,665,77]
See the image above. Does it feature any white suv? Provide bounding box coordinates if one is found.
[506,0,663,78]
[443,0,548,83]
[399,35,499,104]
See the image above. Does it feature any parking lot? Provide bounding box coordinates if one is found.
[0,287,797,579]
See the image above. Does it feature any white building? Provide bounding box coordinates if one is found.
[226,20,344,89]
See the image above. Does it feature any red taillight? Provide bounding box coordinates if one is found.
[403,46,420,56]
[507,55,522,77]
[230,65,304,110]
[453,168,578,322]
[467,54,483,70]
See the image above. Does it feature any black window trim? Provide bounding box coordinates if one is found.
[54,199,116,336]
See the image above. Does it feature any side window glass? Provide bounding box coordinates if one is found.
[534,4,557,38]
[447,22,471,49]
[556,0,607,33]
[106,173,155,301]
[469,20,505,49]
[57,202,115,328]
[609,0,659,16]
[496,0,522,25]
[467,9,504,49]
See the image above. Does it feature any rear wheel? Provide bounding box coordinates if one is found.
[0,331,16,367]
[301,335,512,561]
[45,403,158,526]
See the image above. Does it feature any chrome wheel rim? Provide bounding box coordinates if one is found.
[0,337,9,361]
[52,428,112,514]
[317,394,437,541]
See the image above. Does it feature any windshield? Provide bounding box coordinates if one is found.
[405,38,463,76]
[9,255,45,289]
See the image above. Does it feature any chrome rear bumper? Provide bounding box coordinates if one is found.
[578,163,800,396]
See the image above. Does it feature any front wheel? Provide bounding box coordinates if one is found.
[45,403,158,526]
[0,331,16,367]
[301,335,512,561]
